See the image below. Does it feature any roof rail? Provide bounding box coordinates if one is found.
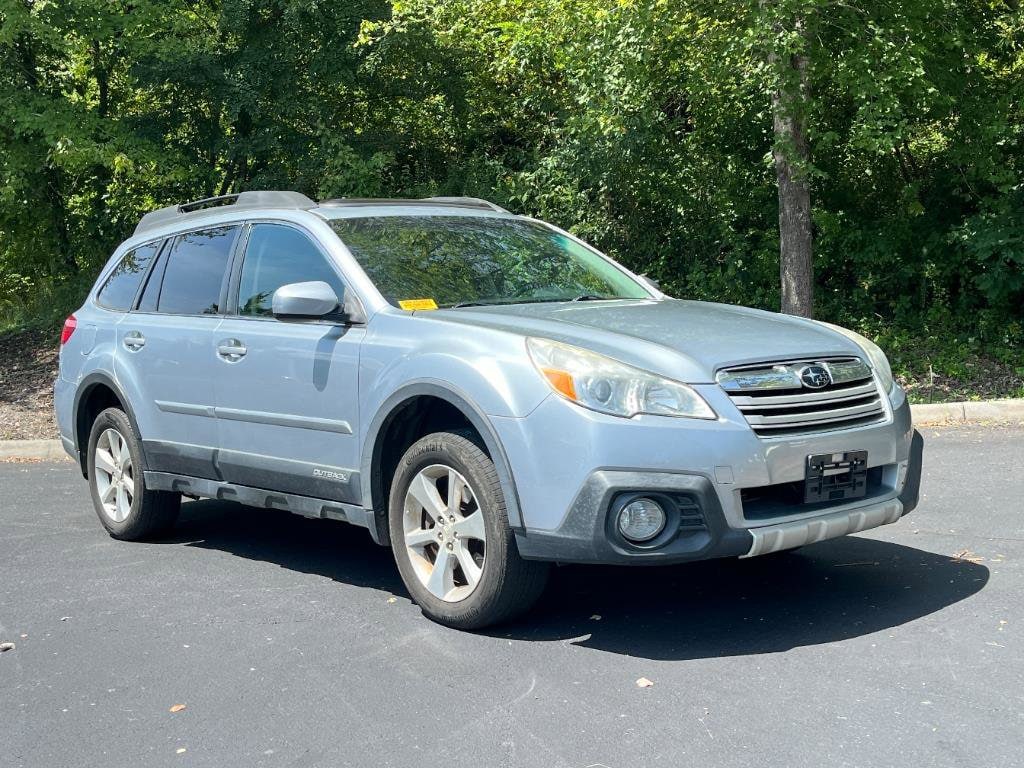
[421,196,508,213]
[134,190,316,235]
[319,196,509,213]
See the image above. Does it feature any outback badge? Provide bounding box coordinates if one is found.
[312,468,350,483]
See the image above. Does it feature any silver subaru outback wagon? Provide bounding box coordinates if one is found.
[55,190,923,629]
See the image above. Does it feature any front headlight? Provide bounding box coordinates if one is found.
[820,322,895,393]
[526,337,716,419]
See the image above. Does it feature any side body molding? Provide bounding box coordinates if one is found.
[153,400,353,434]
[360,380,526,544]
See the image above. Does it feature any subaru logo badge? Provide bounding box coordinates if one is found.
[799,364,832,389]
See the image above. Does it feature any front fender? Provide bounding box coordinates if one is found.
[359,380,532,533]
[356,314,554,537]
[359,312,550,420]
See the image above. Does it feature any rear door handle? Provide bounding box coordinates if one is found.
[217,339,247,361]
[123,331,146,351]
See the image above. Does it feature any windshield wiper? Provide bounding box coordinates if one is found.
[569,294,615,302]
[447,299,516,309]
[447,295,614,308]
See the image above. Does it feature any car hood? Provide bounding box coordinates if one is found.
[428,298,863,383]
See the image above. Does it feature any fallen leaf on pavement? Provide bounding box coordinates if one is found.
[387,597,398,604]
[952,549,984,563]
[636,677,654,688]
[169,704,187,713]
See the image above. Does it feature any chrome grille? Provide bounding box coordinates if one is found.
[717,357,887,438]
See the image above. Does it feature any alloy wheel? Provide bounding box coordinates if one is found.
[94,428,135,523]
[402,464,487,602]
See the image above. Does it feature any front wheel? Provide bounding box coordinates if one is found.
[388,431,549,629]
[87,407,180,540]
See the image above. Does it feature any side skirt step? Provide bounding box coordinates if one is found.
[143,471,375,529]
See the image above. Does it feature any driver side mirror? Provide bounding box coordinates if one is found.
[272,281,365,323]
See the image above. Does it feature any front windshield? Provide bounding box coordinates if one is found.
[329,215,651,308]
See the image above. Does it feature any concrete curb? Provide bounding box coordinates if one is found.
[0,439,69,460]
[911,398,1024,426]
[1,399,1021,459]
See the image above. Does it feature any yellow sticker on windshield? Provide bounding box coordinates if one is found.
[398,298,439,311]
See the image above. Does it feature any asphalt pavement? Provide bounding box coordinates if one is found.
[2,426,1021,768]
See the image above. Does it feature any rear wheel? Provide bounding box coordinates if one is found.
[388,431,549,629]
[87,408,180,540]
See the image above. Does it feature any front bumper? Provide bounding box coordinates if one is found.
[499,385,922,565]
[513,469,754,564]
[742,498,902,558]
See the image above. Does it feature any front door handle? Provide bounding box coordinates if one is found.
[123,331,146,351]
[217,339,247,361]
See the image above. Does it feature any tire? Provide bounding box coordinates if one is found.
[87,407,180,540]
[388,431,549,629]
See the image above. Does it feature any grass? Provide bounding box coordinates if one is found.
[0,274,95,336]
[870,327,1024,404]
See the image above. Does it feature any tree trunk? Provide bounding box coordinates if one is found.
[45,165,77,276]
[16,27,77,277]
[769,15,813,317]
[91,41,109,118]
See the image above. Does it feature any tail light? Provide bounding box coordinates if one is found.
[60,314,77,346]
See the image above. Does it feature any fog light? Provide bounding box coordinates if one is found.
[617,497,666,543]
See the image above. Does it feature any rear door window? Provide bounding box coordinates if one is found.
[157,226,239,315]
[96,241,161,311]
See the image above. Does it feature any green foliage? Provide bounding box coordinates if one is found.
[1,0,1021,375]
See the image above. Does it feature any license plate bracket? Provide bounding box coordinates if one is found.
[804,450,868,504]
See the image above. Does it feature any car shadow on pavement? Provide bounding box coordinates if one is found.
[169,500,988,661]
[500,535,990,660]
[169,499,406,595]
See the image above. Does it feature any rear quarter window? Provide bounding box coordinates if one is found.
[95,242,161,311]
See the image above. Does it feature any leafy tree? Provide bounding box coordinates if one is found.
[0,0,1021,363]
